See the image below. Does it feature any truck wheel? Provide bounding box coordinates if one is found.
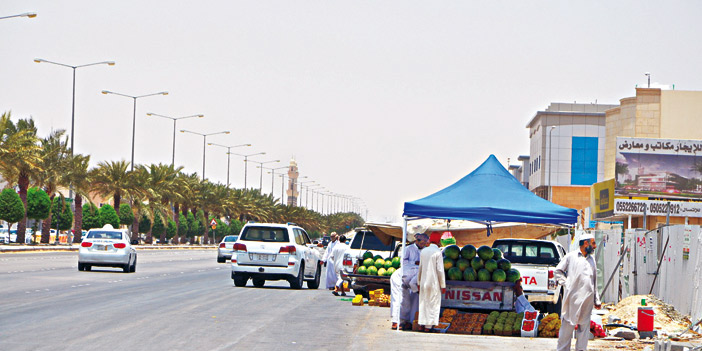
[253,278,265,288]
[306,265,321,289]
[353,288,369,299]
[233,274,248,287]
[289,263,304,289]
[549,291,563,316]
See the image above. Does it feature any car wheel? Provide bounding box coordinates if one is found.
[289,262,304,289]
[233,274,248,287]
[252,278,265,288]
[78,263,84,271]
[306,264,321,289]
[85,265,91,271]
[130,256,137,273]
[217,256,225,263]
[122,256,131,273]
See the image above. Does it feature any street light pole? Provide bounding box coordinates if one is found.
[102,90,168,170]
[548,126,556,202]
[250,160,280,191]
[147,113,204,166]
[180,130,231,180]
[231,152,266,189]
[261,166,287,195]
[208,143,251,187]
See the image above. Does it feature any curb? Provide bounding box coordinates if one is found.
[0,245,217,253]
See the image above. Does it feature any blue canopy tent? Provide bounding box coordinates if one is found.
[400,155,578,250]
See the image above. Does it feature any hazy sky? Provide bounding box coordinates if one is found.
[2,1,701,222]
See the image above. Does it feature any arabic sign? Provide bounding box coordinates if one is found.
[683,226,692,260]
[614,199,702,218]
[591,179,615,219]
[616,137,702,200]
[442,281,514,310]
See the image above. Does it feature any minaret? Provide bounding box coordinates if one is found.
[286,159,299,206]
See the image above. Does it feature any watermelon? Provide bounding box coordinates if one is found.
[447,267,463,281]
[484,259,498,273]
[477,268,491,281]
[470,257,484,271]
[506,268,521,283]
[492,248,503,261]
[391,257,401,268]
[374,258,385,269]
[387,267,396,276]
[373,255,383,261]
[497,258,511,271]
[367,266,378,276]
[477,245,494,261]
[363,251,374,260]
[456,258,470,272]
[443,257,455,271]
[356,266,367,275]
[443,245,461,260]
[463,267,477,281]
[363,258,374,267]
[460,245,477,260]
[384,261,393,269]
[492,269,506,282]
[378,268,387,276]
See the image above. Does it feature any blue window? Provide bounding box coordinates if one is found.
[571,137,598,185]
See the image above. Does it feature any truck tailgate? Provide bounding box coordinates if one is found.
[514,263,550,293]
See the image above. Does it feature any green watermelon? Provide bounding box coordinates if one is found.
[497,258,511,271]
[367,266,378,276]
[387,267,396,276]
[460,245,477,260]
[456,258,470,272]
[492,269,506,282]
[363,258,374,267]
[378,268,387,276]
[477,268,491,281]
[470,257,484,271]
[374,258,385,269]
[443,245,461,260]
[463,267,477,281]
[373,255,383,261]
[440,236,457,247]
[484,259,498,273]
[384,260,393,269]
[477,245,494,261]
[363,251,374,260]
[443,257,455,271]
[492,248,503,261]
[391,257,401,268]
[506,268,521,283]
[447,267,463,281]
[357,266,367,275]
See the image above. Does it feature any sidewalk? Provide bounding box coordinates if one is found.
[0,244,217,253]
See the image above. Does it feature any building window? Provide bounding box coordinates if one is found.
[571,136,598,185]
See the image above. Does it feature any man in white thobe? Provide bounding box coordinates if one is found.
[390,266,404,329]
[330,235,349,296]
[555,233,601,351]
[399,233,427,329]
[417,242,446,329]
[322,232,338,290]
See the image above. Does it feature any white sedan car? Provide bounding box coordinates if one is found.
[78,224,137,273]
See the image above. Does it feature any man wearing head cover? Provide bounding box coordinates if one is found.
[322,232,339,290]
[554,232,601,351]
[397,231,429,330]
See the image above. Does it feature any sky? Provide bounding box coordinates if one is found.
[2,1,702,223]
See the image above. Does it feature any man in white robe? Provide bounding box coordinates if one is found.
[322,232,338,290]
[390,266,404,329]
[555,233,601,351]
[330,235,349,296]
[417,242,446,330]
[399,233,427,329]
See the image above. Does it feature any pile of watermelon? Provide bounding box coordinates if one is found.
[356,250,401,276]
[442,245,520,283]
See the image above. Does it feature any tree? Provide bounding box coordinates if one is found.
[151,210,165,244]
[177,212,188,244]
[26,187,51,222]
[63,153,91,243]
[0,188,25,241]
[98,204,119,228]
[166,218,177,241]
[50,196,73,232]
[119,203,134,226]
[82,203,101,230]
[186,211,198,243]
[0,114,41,244]
[229,218,244,236]
[90,160,132,217]
[35,130,70,243]
[138,214,151,235]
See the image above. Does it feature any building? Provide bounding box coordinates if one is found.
[286,159,299,206]
[508,155,530,188]
[526,102,618,210]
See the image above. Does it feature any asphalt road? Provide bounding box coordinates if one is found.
[0,250,635,351]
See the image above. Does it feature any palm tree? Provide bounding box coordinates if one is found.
[35,130,70,243]
[63,153,91,243]
[0,113,41,244]
[134,164,177,244]
[90,160,131,217]
[171,172,192,244]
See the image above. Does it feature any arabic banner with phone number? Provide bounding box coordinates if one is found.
[616,137,702,201]
[614,199,702,218]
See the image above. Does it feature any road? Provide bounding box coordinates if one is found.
[0,249,637,350]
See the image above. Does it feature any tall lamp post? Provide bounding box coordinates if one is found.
[180,129,230,180]
[102,90,168,170]
[208,143,252,187]
[548,126,556,202]
[231,152,266,189]
[146,113,204,166]
[308,185,323,209]
[0,12,37,20]
[249,160,280,191]
[260,166,287,195]
[299,181,315,208]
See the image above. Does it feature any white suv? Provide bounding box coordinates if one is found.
[230,223,321,289]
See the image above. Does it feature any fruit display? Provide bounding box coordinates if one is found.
[485,311,522,335]
[446,312,487,335]
[443,244,520,282]
[356,253,401,275]
[439,308,458,324]
[367,289,390,307]
[538,313,561,337]
[352,294,364,306]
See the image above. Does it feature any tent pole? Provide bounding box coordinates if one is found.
[401,216,408,260]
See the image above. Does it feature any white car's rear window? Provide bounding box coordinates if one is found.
[87,231,123,240]
[240,227,288,242]
[222,236,238,242]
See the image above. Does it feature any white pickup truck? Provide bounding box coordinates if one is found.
[492,238,567,314]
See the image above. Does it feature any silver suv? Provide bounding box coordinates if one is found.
[230,223,321,289]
